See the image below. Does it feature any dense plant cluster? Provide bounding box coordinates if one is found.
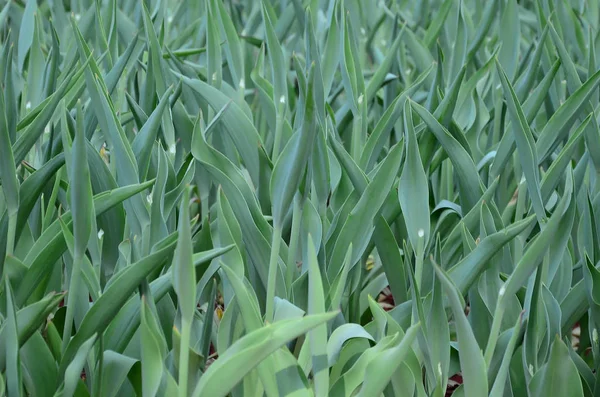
[0,0,599,396]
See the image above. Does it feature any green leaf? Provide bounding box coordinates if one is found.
[501,170,573,299]
[172,185,196,396]
[0,82,19,257]
[540,115,590,201]
[0,87,17,215]
[327,323,374,366]
[448,4,467,81]
[206,0,223,88]
[0,292,65,372]
[329,333,400,396]
[261,2,287,111]
[17,0,37,70]
[103,246,232,353]
[131,87,174,181]
[426,265,451,393]
[423,0,453,48]
[140,296,166,397]
[328,243,353,312]
[13,56,88,165]
[410,100,482,212]
[321,1,341,97]
[486,169,575,363]
[327,142,403,280]
[356,323,421,397]
[62,98,95,352]
[529,336,584,397]
[191,312,337,397]
[213,0,244,87]
[17,181,156,307]
[489,312,524,397]
[489,59,561,180]
[495,59,545,223]
[59,235,177,375]
[5,278,22,397]
[536,68,600,162]
[61,334,97,397]
[179,75,262,184]
[100,351,138,397]
[434,263,488,396]
[21,332,58,397]
[200,279,217,369]
[141,3,175,148]
[448,215,534,295]
[399,101,430,258]
[306,234,328,395]
[498,0,520,79]
[270,64,317,228]
[218,263,279,395]
[190,114,282,296]
[359,66,432,172]
[339,12,365,114]
[373,217,408,304]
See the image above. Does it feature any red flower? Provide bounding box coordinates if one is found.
[445,373,463,396]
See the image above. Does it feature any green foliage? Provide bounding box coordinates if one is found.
[0,0,599,396]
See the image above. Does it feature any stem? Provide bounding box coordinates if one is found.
[489,312,524,397]
[272,102,286,160]
[415,236,426,291]
[92,336,104,397]
[484,297,506,366]
[178,318,191,397]
[415,253,424,292]
[62,254,83,353]
[350,113,363,161]
[265,226,283,323]
[351,97,366,161]
[349,272,362,323]
[285,200,302,293]
[6,212,17,256]
[201,193,209,222]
